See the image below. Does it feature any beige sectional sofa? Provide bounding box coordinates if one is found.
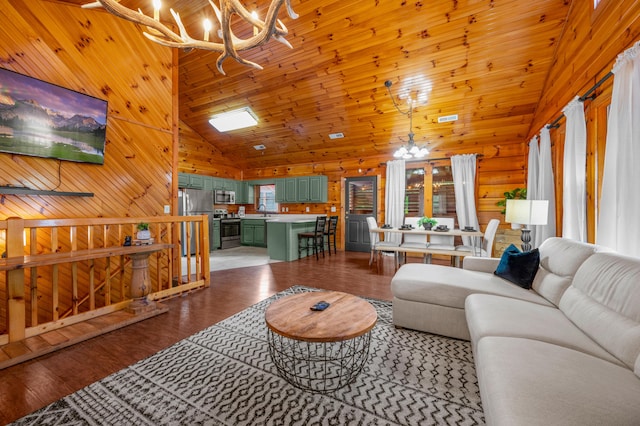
[390,237,640,425]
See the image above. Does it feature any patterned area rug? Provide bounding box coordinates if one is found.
[11,286,484,425]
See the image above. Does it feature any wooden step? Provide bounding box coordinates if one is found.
[0,305,168,370]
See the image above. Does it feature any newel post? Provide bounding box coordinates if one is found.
[6,217,26,341]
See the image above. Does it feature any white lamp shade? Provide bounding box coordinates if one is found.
[505,199,549,225]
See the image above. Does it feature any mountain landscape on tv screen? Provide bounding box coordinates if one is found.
[0,90,107,164]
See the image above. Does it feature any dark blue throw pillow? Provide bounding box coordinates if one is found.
[494,244,540,289]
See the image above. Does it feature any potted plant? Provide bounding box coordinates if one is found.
[496,188,527,214]
[417,217,438,230]
[136,222,150,240]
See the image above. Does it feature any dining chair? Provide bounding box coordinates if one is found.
[366,216,400,269]
[400,216,429,263]
[298,216,327,260]
[425,217,456,264]
[324,215,339,255]
[455,218,500,257]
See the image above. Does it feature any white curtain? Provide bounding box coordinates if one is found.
[385,159,406,245]
[535,126,557,248]
[598,41,640,256]
[527,136,540,201]
[526,136,539,241]
[451,154,478,246]
[562,96,587,241]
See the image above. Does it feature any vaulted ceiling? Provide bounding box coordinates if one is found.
[61,0,571,170]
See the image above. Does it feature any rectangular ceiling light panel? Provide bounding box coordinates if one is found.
[209,107,258,132]
[437,114,458,123]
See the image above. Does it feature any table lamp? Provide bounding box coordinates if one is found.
[505,199,549,251]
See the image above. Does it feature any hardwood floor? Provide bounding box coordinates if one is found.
[0,250,432,424]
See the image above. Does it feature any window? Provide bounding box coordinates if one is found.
[405,168,425,216]
[432,165,456,216]
[256,184,278,213]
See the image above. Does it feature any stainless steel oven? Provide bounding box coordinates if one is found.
[220,218,241,249]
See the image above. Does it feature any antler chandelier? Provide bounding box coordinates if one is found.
[82,0,298,75]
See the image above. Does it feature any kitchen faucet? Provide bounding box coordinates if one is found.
[258,204,267,216]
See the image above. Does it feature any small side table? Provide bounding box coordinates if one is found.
[265,291,377,393]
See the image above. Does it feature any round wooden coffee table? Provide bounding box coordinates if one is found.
[265,291,377,393]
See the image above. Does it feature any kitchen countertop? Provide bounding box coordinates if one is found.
[241,214,322,223]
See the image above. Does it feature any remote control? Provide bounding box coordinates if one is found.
[310,301,330,311]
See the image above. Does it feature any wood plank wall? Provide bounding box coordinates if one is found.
[0,0,175,222]
[528,0,640,240]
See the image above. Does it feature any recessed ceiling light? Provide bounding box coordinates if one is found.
[253,144,266,150]
[328,132,344,139]
[209,107,258,132]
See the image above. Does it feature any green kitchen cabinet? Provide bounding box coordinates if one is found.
[204,176,215,191]
[212,220,221,250]
[309,175,328,202]
[275,179,286,202]
[222,179,236,192]
[178,173,206,189]
[241,219,266,247]
[178,173,190,188]
[297,177,310,201]
[237,181,254,204]
[285,178,297,202]
[188,174,205,189]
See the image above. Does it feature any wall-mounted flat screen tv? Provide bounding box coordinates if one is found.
[0,68,107,165]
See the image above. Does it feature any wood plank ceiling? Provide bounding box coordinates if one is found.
[57,0,571,170]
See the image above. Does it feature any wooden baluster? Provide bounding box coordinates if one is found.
[165,222,173,290]
[6,217,26,342]
[201,216,210,287]
[119,224,125,301]
[103,224,111,305]
[176,221,184,286]
[194,220,201,279]
[51,228,59,322]
[186,220,192,283]
[70,226,78,315]
[30,227,38,326]
[88,225,95,310]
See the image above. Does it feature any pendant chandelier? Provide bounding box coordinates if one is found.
[82,0,298,75]
[384,79,430,159]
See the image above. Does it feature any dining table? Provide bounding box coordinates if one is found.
[371,226,485,256]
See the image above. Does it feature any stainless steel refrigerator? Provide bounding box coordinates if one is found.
[178,188,215,255]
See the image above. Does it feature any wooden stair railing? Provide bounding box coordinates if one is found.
[0,216,211,345]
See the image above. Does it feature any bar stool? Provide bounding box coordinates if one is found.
[298,216,327,260]
[324,215,338,255]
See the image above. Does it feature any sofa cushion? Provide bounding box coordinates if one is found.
[465,294,623,366]
[476,336,640,426]
[391,263,553,309]
[559,252,640,376]
[494,245,540,289]
[531,237,601,306]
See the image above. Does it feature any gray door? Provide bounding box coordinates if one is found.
[345,176,377,252]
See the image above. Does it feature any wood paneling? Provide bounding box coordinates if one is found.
[0,0,175,222]
[529,0,640,238]
[172,0,570,170]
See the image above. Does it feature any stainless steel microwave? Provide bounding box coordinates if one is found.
[215,190,235,204]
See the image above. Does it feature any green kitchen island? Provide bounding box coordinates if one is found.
[266,216,323,261]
